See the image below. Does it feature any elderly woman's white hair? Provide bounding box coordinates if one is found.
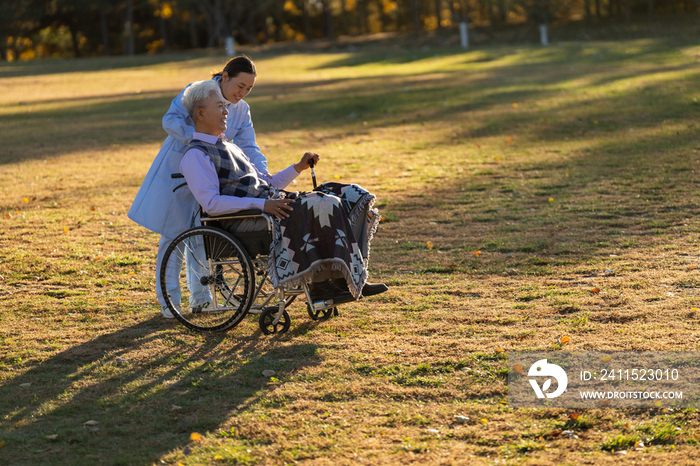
[182,80,222,120]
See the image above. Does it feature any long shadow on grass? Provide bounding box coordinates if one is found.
[0,318,321,465]
[2,43,698,171]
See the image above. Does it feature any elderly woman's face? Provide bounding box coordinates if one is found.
[197,90,229,135]
[220,72,256,104]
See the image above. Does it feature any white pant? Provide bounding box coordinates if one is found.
[155,233,210,308]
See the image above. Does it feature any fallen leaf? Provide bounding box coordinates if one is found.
[559,335,570,345]
[505,137,513,143]
[512,103,518,108]
[0,440,4,448]
[262,370,275,377]
[426,241,433,249]
[46,434,58,440]
[689,266,695,270]
[549,231,555,235]
[569,413,580,420]
[598,400,611,407]
[602,355,612,362]
[654,400,663,408]
[190,432,202,442]
[22,197,29,203]
[495,348,504,353]
[5,213,11,219]
[380,216,386,221]
[593,120,599,124]
[49,159,55,163]
[476,144,481,149]
[171,405,183,411]
[480,418,488,424]
[472,250,481,257]
[550,430,562,437]
[333,174,340,179]
[590,288,600,294]
[90,206,96,211]
[454,415,470,423]
[548,198,554,202]
[63,227,69,233]
[513,364,524,375]
[83,420,99,426]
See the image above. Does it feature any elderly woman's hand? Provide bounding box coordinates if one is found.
[264,198,295,219]
[294,152,320,172]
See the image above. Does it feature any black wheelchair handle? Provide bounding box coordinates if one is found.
[171,173,184,179]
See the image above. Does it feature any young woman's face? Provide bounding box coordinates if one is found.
[220,72,256,104]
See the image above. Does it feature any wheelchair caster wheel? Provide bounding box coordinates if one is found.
[259,307,290,335]
[307,304,335,321]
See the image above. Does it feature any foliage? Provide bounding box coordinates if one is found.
[1,0,699,60]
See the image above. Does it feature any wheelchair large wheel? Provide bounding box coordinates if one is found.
[160,227,255,333]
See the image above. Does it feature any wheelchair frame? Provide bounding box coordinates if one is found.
[159,207,340,335]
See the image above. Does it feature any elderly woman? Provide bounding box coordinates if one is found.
[179,80,387,303]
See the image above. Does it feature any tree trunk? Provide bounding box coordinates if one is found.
[302,0,311,39]
[124,0,135,55]
[0,36,6,61]
[99,0,110,55]
[410,0,420,33]
[340,0,349,35]
[159,14,169,52]
[355,0,362,34]
[595,0,600,18]
[449,0,457,27]
[434,0,442,29]
[189,10,199,49]
[583,0,591,22]
[624,0,630,22]
[324,0,334,39]
[274,0,283,41]
[68,23,81,58]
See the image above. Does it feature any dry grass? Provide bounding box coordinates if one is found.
[2,38,700,465]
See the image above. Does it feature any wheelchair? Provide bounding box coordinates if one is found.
[159,175,340,335]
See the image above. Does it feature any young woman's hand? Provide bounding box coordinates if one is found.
[264,198,295,219]
[294,152,320,172]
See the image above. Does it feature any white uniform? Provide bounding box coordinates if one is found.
[127,76,268,308]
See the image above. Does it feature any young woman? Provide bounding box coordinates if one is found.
[128,56,269,318]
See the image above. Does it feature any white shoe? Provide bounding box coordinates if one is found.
[160,305,179,319]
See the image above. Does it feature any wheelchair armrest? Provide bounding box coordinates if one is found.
[200,209,266,223]
[203,209,263,218]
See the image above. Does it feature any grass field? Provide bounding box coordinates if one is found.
[1,36,700,465]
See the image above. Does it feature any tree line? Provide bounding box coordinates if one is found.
[1,0,696,61]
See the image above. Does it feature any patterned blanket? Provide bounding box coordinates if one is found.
[268,182,380,298]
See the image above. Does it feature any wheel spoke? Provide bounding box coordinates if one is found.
[160,227,255,333]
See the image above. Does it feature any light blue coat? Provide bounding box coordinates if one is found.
[128,76,268,236]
